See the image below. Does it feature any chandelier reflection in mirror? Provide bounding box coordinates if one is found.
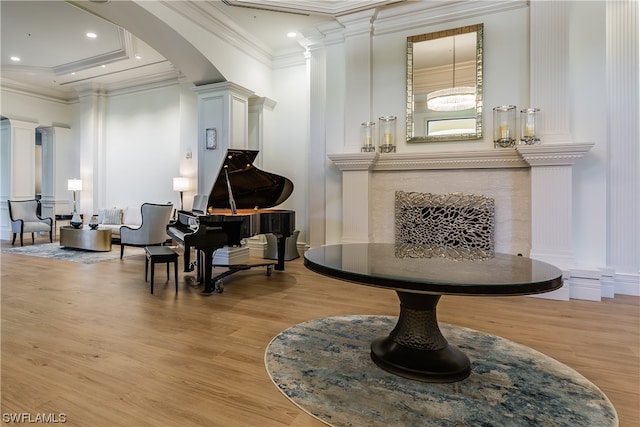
[426,35,476,112]
[427,87,476,111]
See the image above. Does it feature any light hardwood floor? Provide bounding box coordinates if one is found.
[1,236,639,427]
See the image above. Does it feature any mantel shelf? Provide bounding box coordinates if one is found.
[329,143,595,171]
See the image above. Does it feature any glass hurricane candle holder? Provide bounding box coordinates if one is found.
[493,106,516,148]
[378,116,397,153]
[519,108,540,145]
[361,121,376,152]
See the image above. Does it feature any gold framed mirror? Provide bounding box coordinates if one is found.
[406,24,483,143]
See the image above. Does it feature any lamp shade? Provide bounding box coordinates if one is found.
[173,177,190,192]
[67,179,82,192]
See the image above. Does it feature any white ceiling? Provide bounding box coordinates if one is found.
[0,0,403,101]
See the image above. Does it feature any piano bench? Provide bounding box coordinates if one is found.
[144,246,179,294]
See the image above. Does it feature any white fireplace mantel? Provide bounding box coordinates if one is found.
[328,143,594,171]
[329,143,595,300]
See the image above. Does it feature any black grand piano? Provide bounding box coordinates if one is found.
[167,149,295,294]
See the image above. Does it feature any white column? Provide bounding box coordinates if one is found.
[517,144,594,300]
[0,119,38,239]
[303,37,328,248]
[192,82,254,194]
[2,119,38,200]
[328,153,377,243]
[529,1,572,143]
[39,126,72,218]
[606,0,639,294]
[248,96,277,168]
[76,85,107,217]
[338,10,375,152]
[247,96,277,257]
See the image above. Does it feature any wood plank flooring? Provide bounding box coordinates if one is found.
[1,236,638,426]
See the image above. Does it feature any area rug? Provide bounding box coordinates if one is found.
[265,315,618,427]
[2,243,144,264]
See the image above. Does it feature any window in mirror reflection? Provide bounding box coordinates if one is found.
[407,24,483,143]
[427,118,477,137]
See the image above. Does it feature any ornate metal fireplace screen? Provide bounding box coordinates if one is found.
[395,191,495,260]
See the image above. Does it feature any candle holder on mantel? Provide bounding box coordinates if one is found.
[378,115,397,153]
[519,108,540,145]
[360,121,376,152]
[493,105,516,148]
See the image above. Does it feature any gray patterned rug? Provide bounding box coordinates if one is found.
[2,242,144,264]
[265,315,618,427]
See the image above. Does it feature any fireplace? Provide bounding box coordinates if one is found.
[329,144,594,300]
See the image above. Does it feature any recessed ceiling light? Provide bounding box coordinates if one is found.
[287,32,297,38]
[86,32,97,38]
[10,56,20,62]
[135,54,141,60]
[101,65,106,68]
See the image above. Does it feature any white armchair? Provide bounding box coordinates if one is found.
[119,203,173,259]
[8,200,53,246]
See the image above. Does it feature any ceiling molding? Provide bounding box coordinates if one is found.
[374,0,528,36]
[161,1,275,67]
[52,28,132,75]
[58,60,173,86]
[0,78,77,104]
[222,0,403,16]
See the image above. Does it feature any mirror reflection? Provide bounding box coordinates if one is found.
[406,24,483,143]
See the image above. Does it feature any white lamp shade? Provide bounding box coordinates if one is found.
[68,179,82,191]
[173,177,191,192]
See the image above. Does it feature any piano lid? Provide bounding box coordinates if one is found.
[207,149,294,210]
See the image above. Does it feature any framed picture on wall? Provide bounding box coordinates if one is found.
[206,128,217,150]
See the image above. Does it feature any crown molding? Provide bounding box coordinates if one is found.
[222,0,400,16]
[0,79,77,104]
[161,0,274,68]
[374,0,528,36]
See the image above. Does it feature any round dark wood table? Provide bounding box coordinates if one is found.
[304,243,563,383]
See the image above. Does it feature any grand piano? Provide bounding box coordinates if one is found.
[167,149,295,294]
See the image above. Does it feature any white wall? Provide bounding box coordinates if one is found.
[103,85,183,210]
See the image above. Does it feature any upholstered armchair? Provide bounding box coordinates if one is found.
[119,203,173,258]
[7,199,53,246]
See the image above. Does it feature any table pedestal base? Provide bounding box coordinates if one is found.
[370,292,470,383]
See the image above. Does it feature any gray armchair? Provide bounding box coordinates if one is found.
[120,203,173,259]
[8,199,53,246]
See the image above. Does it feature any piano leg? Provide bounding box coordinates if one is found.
[275,236,287,271]
[196,249,202,282]
[201,248,216,295]
[183,244,194,272]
